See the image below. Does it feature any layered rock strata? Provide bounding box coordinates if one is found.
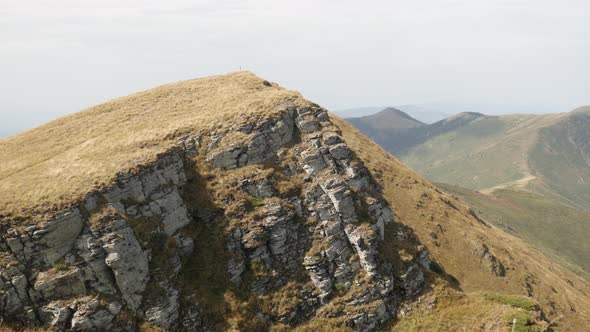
[0,105,431,331]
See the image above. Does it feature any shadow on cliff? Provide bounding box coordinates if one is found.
[177,158,229,329]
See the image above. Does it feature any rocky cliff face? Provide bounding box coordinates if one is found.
[0,105,433,331]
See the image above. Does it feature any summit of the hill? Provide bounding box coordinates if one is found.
[0,71,311,220]
[1,73,589,331]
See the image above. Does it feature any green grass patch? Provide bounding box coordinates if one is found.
[483,293,537,311]
[53,262,68,271]
[334,282,346,291]
[440,183,590,281]
[245,197,266,212]
[249,260,272,278]
[504,310,543,332]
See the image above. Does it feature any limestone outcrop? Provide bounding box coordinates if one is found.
[0,105,431,331]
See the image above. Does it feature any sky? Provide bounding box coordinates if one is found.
[1,0,589,137]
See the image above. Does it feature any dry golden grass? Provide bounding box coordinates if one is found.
[332,115,590,331]
[0,71,311,222]
[390,278,529,332]
[2,72,590,331]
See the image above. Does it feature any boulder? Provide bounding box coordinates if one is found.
[345,224,379,276]
[39,302,74,330]
[70,298,115,331]
[101,221,149,311]
[300,147,327,175]
[154,190,191,235]
[400,265,425,296]
[37,209,84,266]
[34,267,87,301]
[329,143,352,161]
[320,179,357,224]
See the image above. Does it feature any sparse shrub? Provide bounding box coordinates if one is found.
[483,293,537,311]
[504,310,543,332]
[224,291,267,331]
[250,260,271,277]
[53,262,67,271]
[128,216,160,243]
[249,197,266,208]
[334,282,346,291]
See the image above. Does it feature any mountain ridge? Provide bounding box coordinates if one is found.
[346,107,424,131]
[0,71,311,223]
[351,107,426,126]
[346,107,590,212]
[334,105,452,124]
[345,106,590,299]
[1,73,589,331]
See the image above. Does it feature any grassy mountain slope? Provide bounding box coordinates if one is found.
[402,113,543,190]
[403,109,590,213]
[348,109,590,212]
[439,183,590,280]
[528,108,590,210]
[335,116,590,331]
[0,72,310,223]
[1,73,590,330]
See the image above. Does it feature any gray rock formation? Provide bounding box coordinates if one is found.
[70,297,116,331]
[101,220,149,311]
[207,110,295,169]
[144,282,180,329]
[33,267,87,301]
[0,105,431,331]
[39,301,74,330]
[472,240,506,277]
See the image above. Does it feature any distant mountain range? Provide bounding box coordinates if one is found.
[334,105,452,124]
[345,106,590,281]
[3,73,590,330]
[346,106,590,211]
[335,102,563,125]
[346,108,427,155]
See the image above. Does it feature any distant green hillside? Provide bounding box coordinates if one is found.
[346,107,425,153]
[347,107,590,212]
[528,108,590,210]
[439,183,590,281]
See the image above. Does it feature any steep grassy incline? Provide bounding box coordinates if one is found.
[400,113,565,192]
[0,72,311,222]
[402,108,590,212]
[528,108,590,211]
[349,108,590,212]
[335,116,590,331]
[439,183,590,280]
[1,72,589,331]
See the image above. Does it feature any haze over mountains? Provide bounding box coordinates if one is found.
[349,107,590,211]
[2,72,589,331]
[334,105,451,124]
[346,106,590,283]
[334,102,562,126]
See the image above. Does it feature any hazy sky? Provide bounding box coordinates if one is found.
[1,0,589,136]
